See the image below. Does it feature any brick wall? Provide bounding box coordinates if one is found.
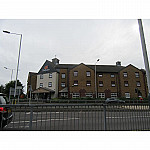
[119,65,147,98]
[69,64,95,97]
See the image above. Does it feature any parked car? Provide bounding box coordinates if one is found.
[0,93,13,128]
[105,98,125,104]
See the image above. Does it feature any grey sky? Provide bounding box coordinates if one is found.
[0,19,150,92]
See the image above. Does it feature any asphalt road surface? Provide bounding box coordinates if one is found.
[3,107,150,131]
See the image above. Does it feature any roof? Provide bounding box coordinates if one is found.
[59,87,68,93]
[32,87,55,94]
[55,64,78,69]
[38,60,58,74]
[88,65,125,73]
[29,72,37,75]
[35,58,144,74]
[56,63,125,73]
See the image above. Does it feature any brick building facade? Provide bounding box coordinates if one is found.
[27,58,148,99]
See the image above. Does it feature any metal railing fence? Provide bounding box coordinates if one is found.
[1,103,150,131]
[10,98,149,104]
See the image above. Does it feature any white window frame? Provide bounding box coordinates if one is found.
[48,82,52,87]
[124,81,129,87]
[61,73,66,79]
[85,93,93,98]
[74,71,78,77]
[61,93,68,98]
[49,73,52,78]
[111,74,115,78]
[136,81,141,87]
[98,74,103,77]
[74,80,78,86]
[40,74,43,79]
[86,71,91,77]
[72,93,80,98]
[40,83,43,87]
[123,72,128,77]
[99,81,103,87]
[86,81,91,86]
[135,72,140,78]
[125,92,130,98]
[111,93,117,98]
[98,93,105,98]
[111,81,115,87]
[61,82,66,87]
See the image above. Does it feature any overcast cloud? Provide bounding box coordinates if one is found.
[0,19,150,92]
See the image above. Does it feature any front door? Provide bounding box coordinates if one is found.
[79,89,86,98]
[104,89,111,98]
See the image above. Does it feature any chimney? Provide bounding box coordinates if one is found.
[52,58,59,65]
[116,61,121,66]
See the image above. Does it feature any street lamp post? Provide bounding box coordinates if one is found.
[95,59,100,99]
[138,19,150,106]
[4,67,15,102]
[3,30,22,98]
[4,67,15,81]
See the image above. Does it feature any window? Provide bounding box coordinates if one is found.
[40,74,43,79]
[111,74,115,78]
[136,81,141,87]
[72,93,80,98]
[99,81,103,87]
[85,93,93,98]
[111,81,115,87]
[49,73,52,78]
[111,93,117,98]
[40,83,43,87]
[61,82,65,87]
[123,72,128,77]
[74,80,78,86]
[61,73,66,79]
[98,93,105,98]
[125,92,130,98]
[135,72,140,78]
[48,82,52,87]
[98,73,103,77]
[74,71,78,77]
[86,81,91,86]
[61,93,68,98]
[124,81,129,87]
[86,71,91,77]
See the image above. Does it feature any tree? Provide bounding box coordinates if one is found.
[5,80,24,98]
[0,84,5,93]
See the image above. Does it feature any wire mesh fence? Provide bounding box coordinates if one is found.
[0,103,150,131]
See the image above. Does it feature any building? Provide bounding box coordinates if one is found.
[27,72,37,98]
[27,58,148,99]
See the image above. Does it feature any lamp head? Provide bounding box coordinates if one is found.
[3,30,11,34]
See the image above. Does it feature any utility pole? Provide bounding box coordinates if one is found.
[138,19,150,105]
[95,59,100,99]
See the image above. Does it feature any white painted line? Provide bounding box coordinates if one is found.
[10,117,80,124]
[26,112,64,115]
[106,116,150,119]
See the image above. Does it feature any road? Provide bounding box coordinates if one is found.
[3,107,150,131]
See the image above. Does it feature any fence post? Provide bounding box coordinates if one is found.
[29,105,33,130]
[103,104,107,131]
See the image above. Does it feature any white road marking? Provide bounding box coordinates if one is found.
[106,116,150,119]
[26,112,64,115]
[10,117,80,124]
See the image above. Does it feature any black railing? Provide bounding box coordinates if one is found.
[9,98,149,104]
[1,103,150,131]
